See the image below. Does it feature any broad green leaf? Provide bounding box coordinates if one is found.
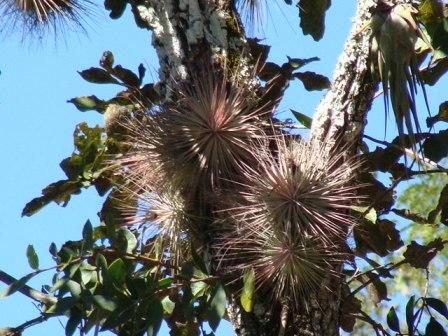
[161,296,175,315]
[206,283,227,331]
[82,220,94,252]
[298,0,331,41]
[116,228,137,253]
[108,258,126,285]
[291,110,312,129]
[191,281,209,298]
[66,280,82,298]
[26,245,39,270]
[425,298,448,319]
[68,95,106,113]
[387,306,400,332]
[240,268,255,312]
[46,297,78,314]
[93,295,117,312]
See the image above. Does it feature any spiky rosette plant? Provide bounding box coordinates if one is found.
[228,136,361,244]
[211,135,362,307]
[120,70,271,201]
[0,0,93,39]
[116,185,196,266]
[214,224,345,305]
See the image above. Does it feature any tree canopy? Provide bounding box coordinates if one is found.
[1,0,448,335]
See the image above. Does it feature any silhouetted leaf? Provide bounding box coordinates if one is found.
[406,295,416,334]
[65,310,81,336]
[298,0,331,41]
[100,51,115,70]
[423,130,448,162]
[425,298,448,319]
[427,101,448,127]
[294,71,330,91]
[425,317,447,336]
[113,65,140,87]
[78,68,119,84]
[104,0,127,19]
[403,239,445,269]
[146,298,163,336]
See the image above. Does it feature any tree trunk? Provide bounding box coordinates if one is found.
[127,0,393,334]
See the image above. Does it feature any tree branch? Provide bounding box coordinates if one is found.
[0,270,56,306]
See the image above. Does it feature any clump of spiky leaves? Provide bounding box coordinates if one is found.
[370,2,427,157]
[121,70,270,201]
[116,184,196,266]
[0,0,94,40]
[213,136,361,306]
[214,224,345,305]
[229,137,360,244]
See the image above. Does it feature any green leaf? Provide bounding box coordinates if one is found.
[291,110,312,129]
[425,317,447,336]
[68,95,107,113]
[298,0,331,41]
[206,283,227,331]
[93,295,117,312]
[294,71,331,91]
[78,68,119,84]
[22,180,83,216]
[82,220,94,252]
[425,298,448,319]
[240,268,255,313]
[146,298,163,336]
[49,242,58,257]
[108,258,126,284]
[191,281,209,298]
[161,296,175,315]
[0,271,38,298]
[406,295,416,335]
[65,311,82,336]
[115,228,137,253]
[387,306,400,332]
[46,297,78,314]
[26,245,39,270]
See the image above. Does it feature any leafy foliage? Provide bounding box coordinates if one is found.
[2,1,448,336]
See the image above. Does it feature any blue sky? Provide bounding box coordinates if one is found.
[2,1,445,335]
